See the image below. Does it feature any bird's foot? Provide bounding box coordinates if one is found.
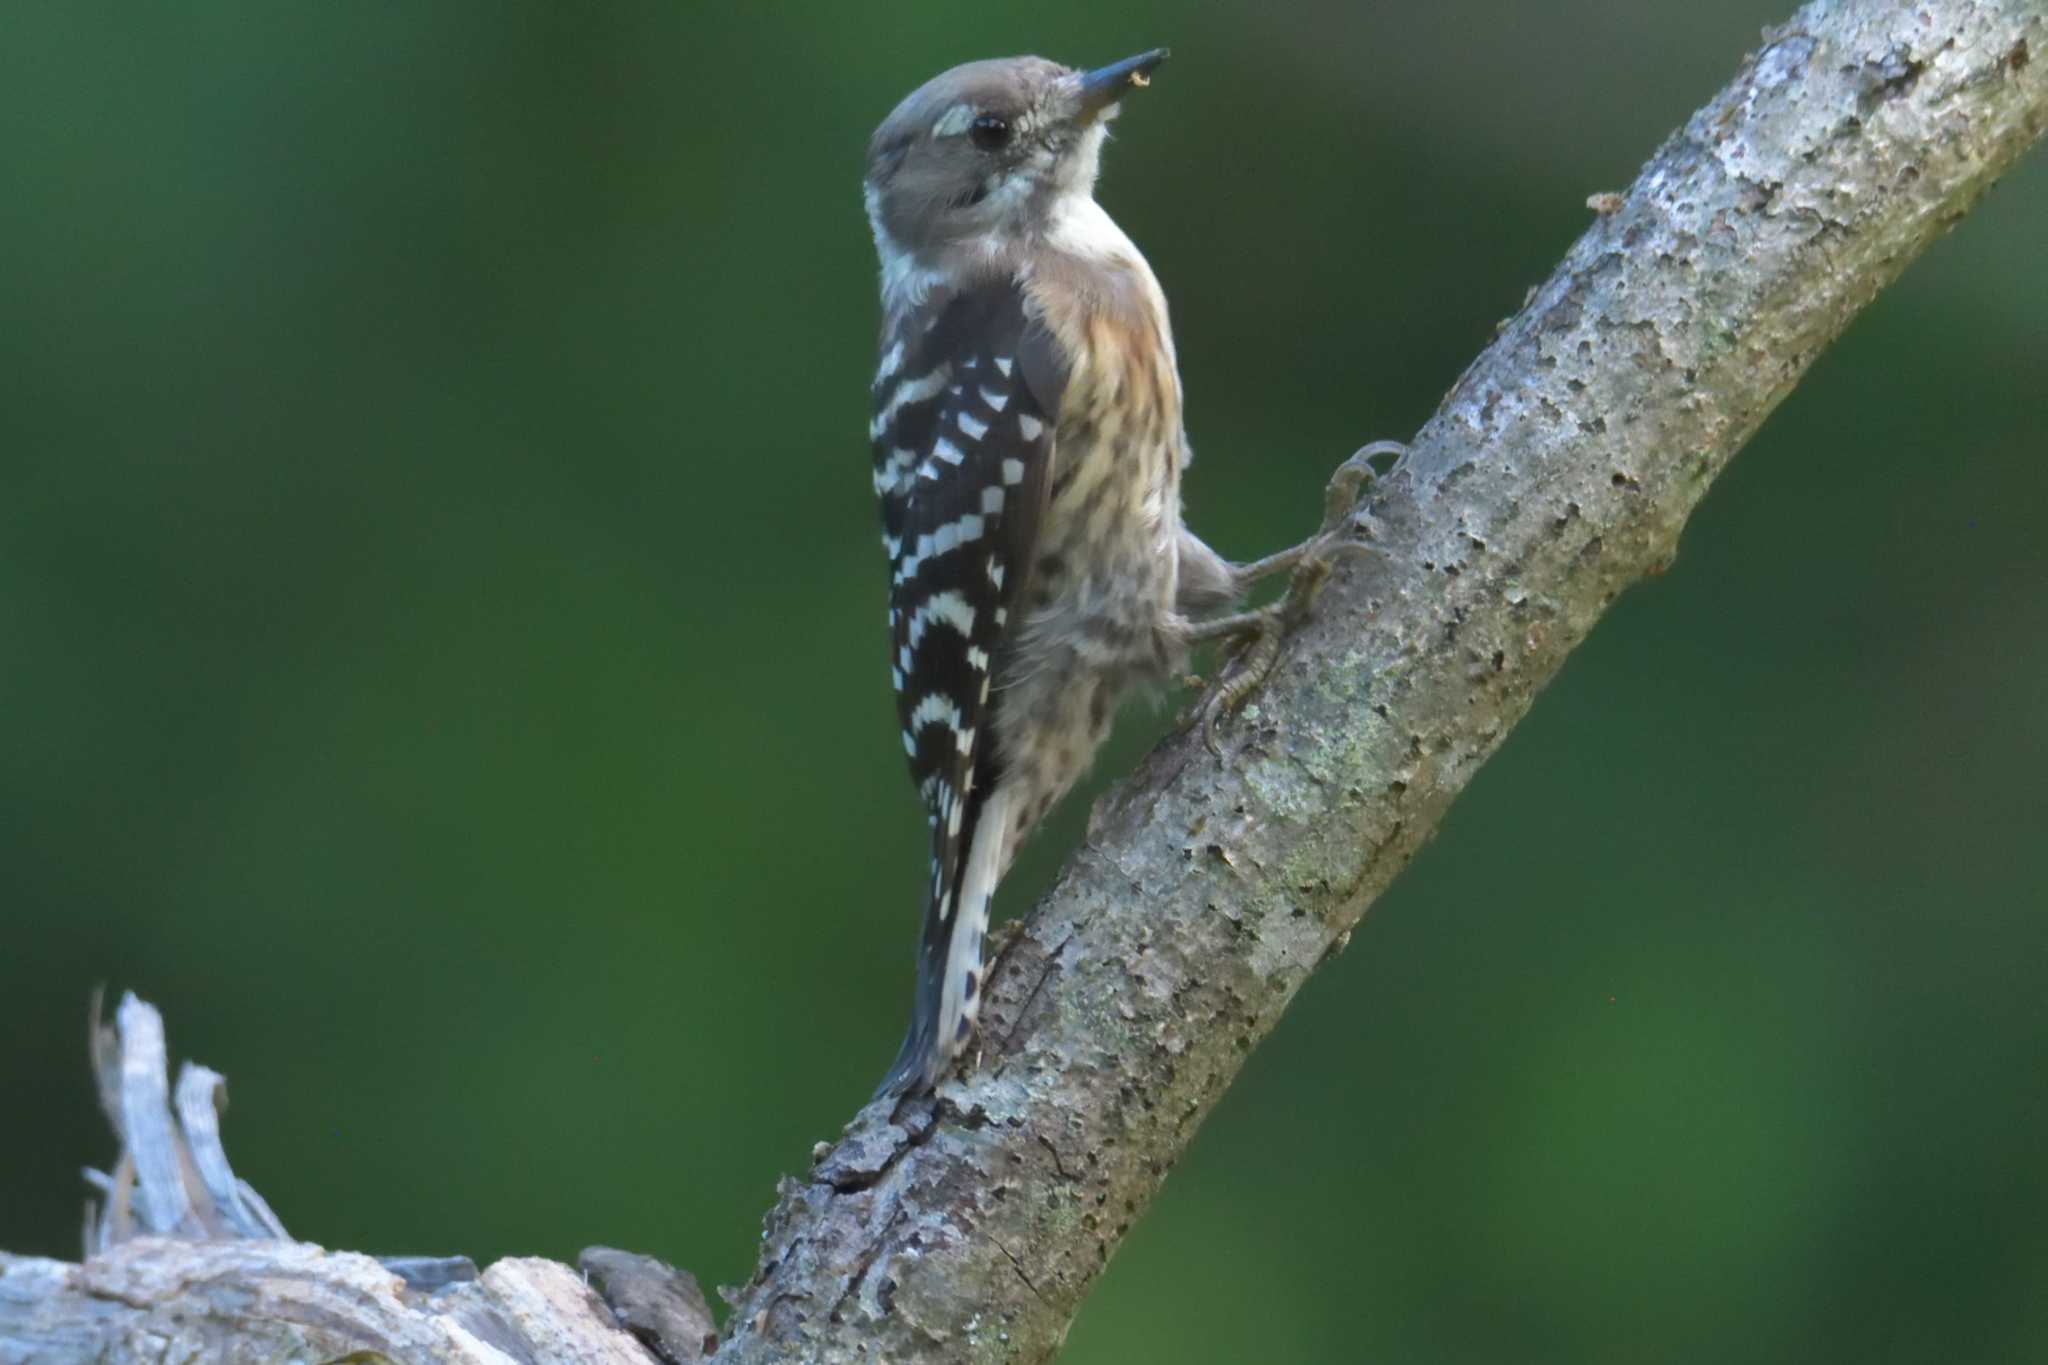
[1181,441,1407,754]
[1181,564,1334,755]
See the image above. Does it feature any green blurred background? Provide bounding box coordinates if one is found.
[4,3,2043,1360]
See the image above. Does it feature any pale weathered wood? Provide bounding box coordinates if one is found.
[5,995,682,1365]
[0,1241,664,1365]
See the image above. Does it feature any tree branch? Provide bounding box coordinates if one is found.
[719,2,2046,1358]
[2,1,2041,1361]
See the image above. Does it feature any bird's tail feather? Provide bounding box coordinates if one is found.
[873,788,1010,1099]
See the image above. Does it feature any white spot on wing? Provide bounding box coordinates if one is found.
[1001,458,1026,485]
[894,514,987,584]
[906,591,978,646]
[956,412,989,441]
[908,692,965,739]
[871,366,950,440]
[1015,414,1043,442]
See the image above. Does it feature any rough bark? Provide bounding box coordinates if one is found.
[3,0,2042,1361]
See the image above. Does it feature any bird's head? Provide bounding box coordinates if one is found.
[864,49,1167,278]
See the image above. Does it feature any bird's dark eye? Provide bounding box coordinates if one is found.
[969,114,1012,152]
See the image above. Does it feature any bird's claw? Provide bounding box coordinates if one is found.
[1186,556,1333,755]
[1321,439,1407,538]
[1183,440,1408,754]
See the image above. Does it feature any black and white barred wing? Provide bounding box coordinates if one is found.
[869,282,1060,1089]
[873,284,1058,815]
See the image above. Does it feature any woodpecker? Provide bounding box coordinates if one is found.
[865,49,1395,1096]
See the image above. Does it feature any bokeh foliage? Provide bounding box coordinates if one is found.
[3,4,2043,1360]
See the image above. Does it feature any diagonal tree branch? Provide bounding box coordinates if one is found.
[1,1,2041,1362]
[717,1,2046,1359]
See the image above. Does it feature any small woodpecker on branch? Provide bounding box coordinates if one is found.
[863,49,1398,1096]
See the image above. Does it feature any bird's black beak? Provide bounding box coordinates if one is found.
[1076,48,1169,120]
